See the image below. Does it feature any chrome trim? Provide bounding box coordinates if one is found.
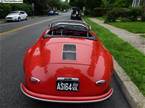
[57,77,79,81]
[20,84,113,103]
[31,77,40,83]
[96,80,106,85]
[54,22,88,29]
[63,51,76,53]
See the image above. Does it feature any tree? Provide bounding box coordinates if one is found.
[69,0,85,9]
[113,0,132,7]
[27,0,69,15]
[70,0,102,10]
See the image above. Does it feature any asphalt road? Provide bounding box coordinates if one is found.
[0,12,131,108]
[0,15,62,33]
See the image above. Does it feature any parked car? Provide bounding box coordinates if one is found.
[48,10,55,16]
[54,11,59,15]
[48,10,59,16]
[5,11,28,22]
[21,21,113,103]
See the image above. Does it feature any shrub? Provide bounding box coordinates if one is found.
[105,8,129,22]
[128,7,143,21]
[11,3,32,16]
[0,4,12,18]
[104,9,117,22]
[84,8,107,17]
[105,7,144,22]
[141,14,145,21]
[0,3,32,19]
[94,8,108,17]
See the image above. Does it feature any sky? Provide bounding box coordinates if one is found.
[61,0,66,2]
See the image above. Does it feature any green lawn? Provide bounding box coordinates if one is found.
[96,17,104,20]
[110,22,145,33]
[84,17,145,96]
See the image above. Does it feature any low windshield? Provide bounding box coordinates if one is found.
[48,24,90,37]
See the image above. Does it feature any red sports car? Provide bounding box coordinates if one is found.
[21,20,113,103]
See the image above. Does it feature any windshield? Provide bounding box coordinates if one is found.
[47,24,90,37]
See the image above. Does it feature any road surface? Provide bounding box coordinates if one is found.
[0,12,131,108]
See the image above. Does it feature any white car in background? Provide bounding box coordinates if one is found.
[5,11,28,22]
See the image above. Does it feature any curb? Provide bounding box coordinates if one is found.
[113,59,145,108]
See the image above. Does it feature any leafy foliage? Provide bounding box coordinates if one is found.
[105,7,144,22]
[69,0,133,16]
[0,3,32,18]
[31,0,70,15]
[113,0,132,7]
[0,0,70,17]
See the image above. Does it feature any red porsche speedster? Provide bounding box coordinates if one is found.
[21,20,113,103]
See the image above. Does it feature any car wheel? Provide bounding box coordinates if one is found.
[18,17,21,22]
[25,17,27,20]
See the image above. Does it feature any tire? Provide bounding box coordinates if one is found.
[25,17,27,21]
[18,17,21,22]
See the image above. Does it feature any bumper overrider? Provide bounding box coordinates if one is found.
[20,83,113,103]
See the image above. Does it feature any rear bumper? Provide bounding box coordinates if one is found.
[20,83,113,103]
[5,18,17,21]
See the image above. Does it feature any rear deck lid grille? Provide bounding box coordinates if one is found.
[63,44,76,60]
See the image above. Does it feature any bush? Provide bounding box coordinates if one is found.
[141,14,145,21]
[0,4,12,18]
[84,8,107,17]
[105,7,144,22]
[105,8,130,22]
[94,8,108,17]
[11,4,32,15]
[128,7,143,21]
[104,9,117,22]
[0,3,32,19]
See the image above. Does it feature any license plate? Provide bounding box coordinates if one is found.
[56,77,79,91]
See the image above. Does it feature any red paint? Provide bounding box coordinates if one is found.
[21,27,113,103]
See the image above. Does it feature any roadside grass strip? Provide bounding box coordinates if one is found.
[96,17,105,20]
[84,17,145,96]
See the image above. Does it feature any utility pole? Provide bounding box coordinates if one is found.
[32,0,35,16]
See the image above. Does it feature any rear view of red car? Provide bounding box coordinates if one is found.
[21,21,113,103]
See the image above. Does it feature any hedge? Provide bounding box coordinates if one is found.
[105,7,144,22]
[0,3,32,19]
[84,8,108,17]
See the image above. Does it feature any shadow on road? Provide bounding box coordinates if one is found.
[22,96,111,108]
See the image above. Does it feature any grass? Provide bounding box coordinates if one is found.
[109,21,145,33]
[140,34,145,38]
[84,17,145,96]
[96,17,105,20]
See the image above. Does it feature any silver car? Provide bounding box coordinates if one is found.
[5,11,28,22]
